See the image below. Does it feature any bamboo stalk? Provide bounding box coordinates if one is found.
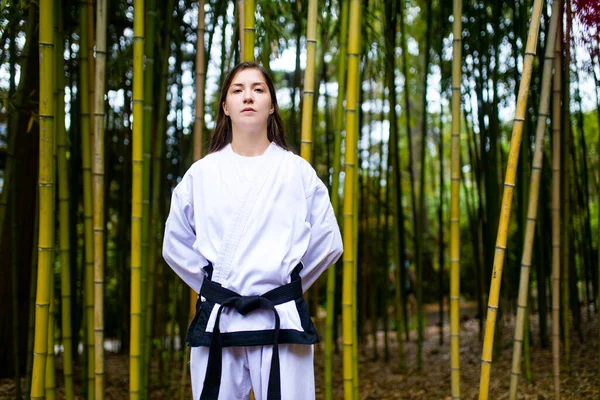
[562,0,573,373]
[450,0,462,398]
[79,1,96,396]
[325,2,348,398]
[398,0,418,341]
[45,284,56,400]
[300,0,317,162]
[238,0,244,60]
[25,191,39,400]
[243,0,254,61]
[148,0,174,391]
[31,0,55,397]
[478,1,544,398]
[552,12,563,399]
[415,0,433,370]
[130,0,145,397]
[93,0,108,397]
[140,1,157,398]
[342,1,361,398]
[195,0,206,161]
[352,103,360,399]
[55,3,74,397]
[508,3,559,397]
[9,11,20,396]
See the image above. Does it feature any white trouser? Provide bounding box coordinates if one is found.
[190,344,315,400]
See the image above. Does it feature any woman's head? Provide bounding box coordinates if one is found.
[208,62,289,153]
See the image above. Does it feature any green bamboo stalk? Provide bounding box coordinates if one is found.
[551,13,562,399]
[55,3,74,397]
[9,10,20,395]
[300,0,317,162]
[25,192,39,400]
[450,0,462,397]
[324,2,348,398]
[383,0,406,372]
[415,0,433,370]
[93,1,108,398]
[352,123,359,400]
[562,0,573,373]
[398,0,418,341]
[342,1,361,398]
[140,0,157,396]
[13,9,38,400]
[31,0,55,397]
[130,0,145,397]
[79,1,96,396]
[194,0,206,160]
[45,284,56,400]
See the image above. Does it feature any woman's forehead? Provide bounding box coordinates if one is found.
[230,68,267,85]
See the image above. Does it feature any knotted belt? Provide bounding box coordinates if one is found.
[197,266,303,400]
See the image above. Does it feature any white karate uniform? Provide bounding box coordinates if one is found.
[163,142,343,400]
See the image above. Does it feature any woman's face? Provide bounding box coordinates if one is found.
[222,68,274,132]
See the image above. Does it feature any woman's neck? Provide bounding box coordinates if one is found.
[230,130,271,157]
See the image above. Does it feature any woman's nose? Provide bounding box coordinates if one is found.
[243,91,253,103]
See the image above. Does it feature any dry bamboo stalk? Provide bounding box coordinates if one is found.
[508,2,560,397]
[478,0,544,398]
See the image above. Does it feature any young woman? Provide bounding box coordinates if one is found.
[162,62,343,400]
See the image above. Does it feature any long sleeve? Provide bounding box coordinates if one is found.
[300,182,343,292]
[162,181,208,293]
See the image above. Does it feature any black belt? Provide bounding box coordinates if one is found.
[198,265,304,400]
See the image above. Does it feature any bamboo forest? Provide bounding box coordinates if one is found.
[1,0,600,398]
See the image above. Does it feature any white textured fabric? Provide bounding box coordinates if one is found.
[190,344,315,400]
[163,142,343,334]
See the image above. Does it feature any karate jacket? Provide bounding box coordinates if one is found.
[163,142,343,348]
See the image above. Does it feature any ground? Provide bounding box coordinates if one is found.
[2,305,598,399]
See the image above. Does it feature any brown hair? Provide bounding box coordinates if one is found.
[208,62,290,153]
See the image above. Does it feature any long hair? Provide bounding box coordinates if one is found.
[208,62,290,153]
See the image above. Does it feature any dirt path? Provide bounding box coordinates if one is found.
[2,308,597,399]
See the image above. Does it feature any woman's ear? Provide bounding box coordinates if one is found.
[269,105,274,114]
[223,102,229,116]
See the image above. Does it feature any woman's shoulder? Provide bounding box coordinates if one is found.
[276,147,323,197]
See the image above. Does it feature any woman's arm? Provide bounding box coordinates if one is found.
[162,180,208,293]
[300,181,343,292]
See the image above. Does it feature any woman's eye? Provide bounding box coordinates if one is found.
[255,88,264,92]
[233,89,241,93]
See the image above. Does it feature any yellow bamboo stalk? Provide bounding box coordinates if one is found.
[130,0,145,397]
[478,1,544,398]
[508,3,559,398]
[551,16,562,400]
[325,2,348,399]
[45,285,56,400]
[79,1,96,396]
[450,0,462,398]
[93,0,108,397]
[55,4,74,397]
[342,1,361,398]
[243,0,254,61]
[300,0,317,162]
[31,0,54,397]
[352,140,359,400]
